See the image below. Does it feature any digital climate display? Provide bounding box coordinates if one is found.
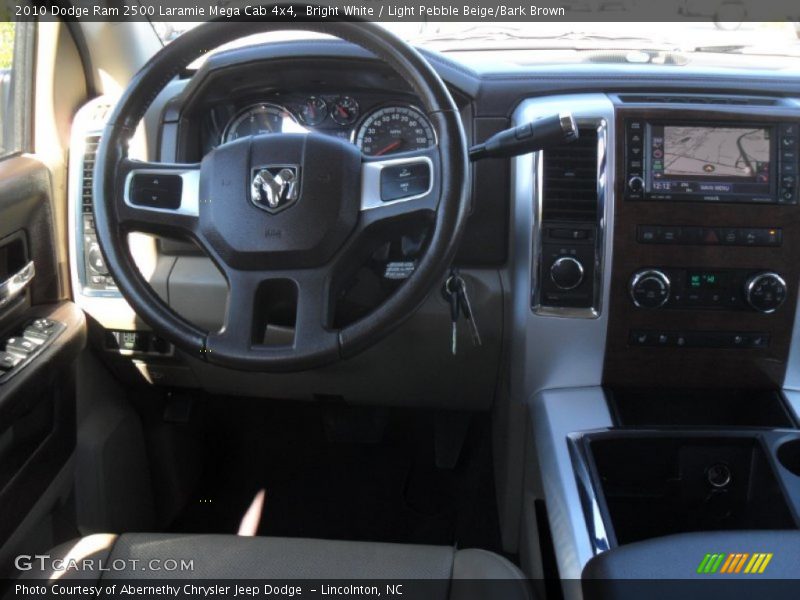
[688,271,727,290]
[647,125,774,199]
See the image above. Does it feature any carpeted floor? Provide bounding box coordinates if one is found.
[168,399,503,552]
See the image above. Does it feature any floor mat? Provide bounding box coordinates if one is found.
[168,400,503,552]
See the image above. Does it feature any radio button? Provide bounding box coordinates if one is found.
[681,227,703,244]
[720,228,740,245]
[637,225,659,243]
[659,227,681,243]
[780,123,797,136]
[628,176,644,193]
[702,228,721,244]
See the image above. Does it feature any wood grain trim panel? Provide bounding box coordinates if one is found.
[603,109,800,389]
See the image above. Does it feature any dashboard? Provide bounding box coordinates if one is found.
[66,38,800,408]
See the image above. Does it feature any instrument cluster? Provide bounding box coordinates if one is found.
[207,92,436,158]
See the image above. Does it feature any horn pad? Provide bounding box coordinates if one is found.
[199,133,362,270]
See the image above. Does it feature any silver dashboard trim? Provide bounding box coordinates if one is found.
[68,109,121,299]
[360,155,434,211]
[509,94,616,398]
[123,168,201,218]
[529,387,614,587]
[567,431,612,555]
[531,118,609,319]
[509,95,615,596]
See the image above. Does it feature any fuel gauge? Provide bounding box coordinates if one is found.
[331,96,359,126]
[300,96,328,127]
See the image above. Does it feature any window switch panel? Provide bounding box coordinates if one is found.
[0,351,22,371]
[0,318,66,383]
[6,336,39,356]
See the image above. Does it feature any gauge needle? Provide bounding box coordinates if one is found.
[337,106,349,118]
[374,140,403,156]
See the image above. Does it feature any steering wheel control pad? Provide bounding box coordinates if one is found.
[199,133,361,271]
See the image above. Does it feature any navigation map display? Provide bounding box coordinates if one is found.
[647,124,774,200]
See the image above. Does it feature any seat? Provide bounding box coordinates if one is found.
[23,533,531,599]
[582,530,800,600]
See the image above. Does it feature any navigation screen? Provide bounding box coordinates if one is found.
[648,125,773,199]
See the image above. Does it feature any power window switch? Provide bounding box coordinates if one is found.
[6,336,38,357]
[0,351,22,371]
[31,318,56,332]
[23,325,51,344]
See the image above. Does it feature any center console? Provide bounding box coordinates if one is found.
[515,94,800,597]
[604,106,800,389]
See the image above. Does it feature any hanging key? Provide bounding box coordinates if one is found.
[456,275,482,348]
[444,273,462,355]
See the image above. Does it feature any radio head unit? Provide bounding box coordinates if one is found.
[625,120,798,205]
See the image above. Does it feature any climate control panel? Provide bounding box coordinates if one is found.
[629,267,787,313]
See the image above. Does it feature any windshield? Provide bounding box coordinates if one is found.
[153,21,800,65]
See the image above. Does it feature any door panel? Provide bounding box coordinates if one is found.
[0,157,87,575]
[0,19,87,571]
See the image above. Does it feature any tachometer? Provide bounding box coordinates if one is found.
[223,103,306,143]
[355,105,436,157]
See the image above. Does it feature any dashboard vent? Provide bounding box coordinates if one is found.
[90,102,112,123]
[541,127,598,222]
[617,94,779,107]
[81,135,101,215]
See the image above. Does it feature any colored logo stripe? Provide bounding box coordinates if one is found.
[697,553,725,573]
[698,552,773,575]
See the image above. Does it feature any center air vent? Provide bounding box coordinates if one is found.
[81,135,101,216]
[541,127,599,222]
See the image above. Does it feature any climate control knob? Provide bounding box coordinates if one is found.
[744,272,787,313]
[550,256,584,290]
[630,269,670,308]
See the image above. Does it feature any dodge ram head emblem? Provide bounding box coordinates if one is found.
[250,166,300,213]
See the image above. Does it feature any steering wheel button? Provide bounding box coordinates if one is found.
[380,163,430,202]
[131,187,181,210]
[130,174,182,209]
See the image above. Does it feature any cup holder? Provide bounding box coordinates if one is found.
[777,439,800,476]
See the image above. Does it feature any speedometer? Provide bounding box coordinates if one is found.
[223,103,306,143]
[354,106,436,157]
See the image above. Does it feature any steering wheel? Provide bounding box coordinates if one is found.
[94,21,469,372]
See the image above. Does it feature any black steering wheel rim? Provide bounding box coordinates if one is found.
[94,20,469,372]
